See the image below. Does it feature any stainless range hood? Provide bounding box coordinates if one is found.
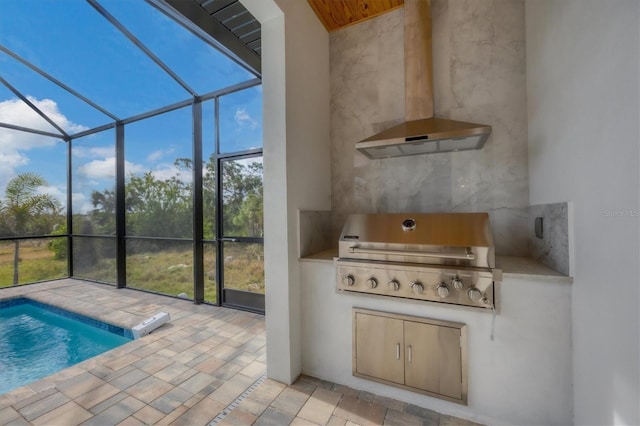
[356,117,491,159]
[355,0,491,159]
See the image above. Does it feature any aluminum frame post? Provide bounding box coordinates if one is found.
[115,122,126,288]
[193,100,205,304]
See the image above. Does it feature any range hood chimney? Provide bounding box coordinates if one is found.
[355,0,491,159]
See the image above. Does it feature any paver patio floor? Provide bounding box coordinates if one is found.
[0,279,478,426]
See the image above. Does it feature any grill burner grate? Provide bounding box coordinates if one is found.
[336,213,497,309]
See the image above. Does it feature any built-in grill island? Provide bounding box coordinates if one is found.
[336,213,498,310]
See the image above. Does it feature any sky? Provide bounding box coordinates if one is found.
[0,0,262,214]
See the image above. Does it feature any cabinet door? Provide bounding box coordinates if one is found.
[354,312,404,384]
[404,321,462,399]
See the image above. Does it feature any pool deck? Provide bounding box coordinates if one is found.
[0,279,479,426]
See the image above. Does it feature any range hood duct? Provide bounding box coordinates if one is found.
[355,0,491,160]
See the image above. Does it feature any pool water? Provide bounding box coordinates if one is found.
[0,299,132,394]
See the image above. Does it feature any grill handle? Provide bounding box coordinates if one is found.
[348,246,475,261]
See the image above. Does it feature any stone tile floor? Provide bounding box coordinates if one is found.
[0,279,479,426]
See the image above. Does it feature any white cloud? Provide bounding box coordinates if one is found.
[146,148,174,163]
[71,192,94,214]
[77,158,115,179]
[0,150,29,188]
[151,163,192,183]
[125,161,146,176]
[0,125,57,188]
[0,97,87,135]
[72,145,113,159]
[36,184,66,209]
[76,157,144,180]
[0,97,87,190]
[147,150,164,163]
[234,107,258,129]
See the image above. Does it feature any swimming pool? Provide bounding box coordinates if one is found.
[0,298,133,395]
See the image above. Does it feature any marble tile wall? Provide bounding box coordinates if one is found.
[529,202,570,275]
[329,0,529,255]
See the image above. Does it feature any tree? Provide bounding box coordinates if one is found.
[89,187,116,233]
[0,173,62,284]
[84,159,193,241]
[125,171,192,239]
[203,156,216,239]
[48,223,67,260]
[86,155,263,242]
[221,160,263,237]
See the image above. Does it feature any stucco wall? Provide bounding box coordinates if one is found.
[242,0,331,384]
[526,1,640,424]
[244,1,640,424]
[300,261,573,425]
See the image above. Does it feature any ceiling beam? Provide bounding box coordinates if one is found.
[0,121,66,139]
[165,0,261,75]
[0,45,120,122]
[0,75,69,140]
[87,0,198,97]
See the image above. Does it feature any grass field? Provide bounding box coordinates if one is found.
[0,240,264,303]
[0,240,66,286]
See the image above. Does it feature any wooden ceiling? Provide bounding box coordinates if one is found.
[308,0,404,32]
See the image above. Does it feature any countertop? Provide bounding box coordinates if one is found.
[300,248,572,283]
[495,256,572,282]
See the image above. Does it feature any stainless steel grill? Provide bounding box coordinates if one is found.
[336,213,497,309]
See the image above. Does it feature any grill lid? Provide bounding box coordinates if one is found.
[339,213,495,269]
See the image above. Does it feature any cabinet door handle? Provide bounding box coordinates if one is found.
[396,343,400,360]
[408,345,412,363]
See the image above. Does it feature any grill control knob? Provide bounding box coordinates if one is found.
[342,274,355,287]
[451,277,464,289]
[436,283,450,298]
[411,281,424,294]
[468,287,483,302]
[388,280,400,291]
[366,278,378,289]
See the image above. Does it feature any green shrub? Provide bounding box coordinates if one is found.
[48,224,68,260]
